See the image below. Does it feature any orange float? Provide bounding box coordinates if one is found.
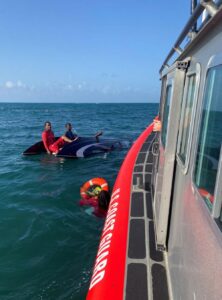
[80,178,109,200]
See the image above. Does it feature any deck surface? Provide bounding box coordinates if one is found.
[124,133,170,300]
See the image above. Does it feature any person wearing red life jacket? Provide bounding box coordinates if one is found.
[79,190,111,218]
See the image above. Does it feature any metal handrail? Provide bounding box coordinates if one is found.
[159,0,219,75]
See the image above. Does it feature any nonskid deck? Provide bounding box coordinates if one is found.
[125,132,169,300]
[86,125,169,300]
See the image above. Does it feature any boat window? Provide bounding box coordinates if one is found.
[159,76,167,121]
[194,65,222,209]
[161,84,172,148]
[178,74,196,164]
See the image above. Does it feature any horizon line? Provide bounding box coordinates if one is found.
[0,101,159,104]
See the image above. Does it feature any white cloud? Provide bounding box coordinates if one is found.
[16,80,26,88]
[66,84,73,90]
[5,81,14,89]
[77,81,87,90]
[64,82,87,91]
[102,85,111,94]
[4,80,26,89]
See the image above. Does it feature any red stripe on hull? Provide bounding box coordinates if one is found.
[87,123,154,300]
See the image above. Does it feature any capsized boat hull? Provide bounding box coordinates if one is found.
[23,137,124,158]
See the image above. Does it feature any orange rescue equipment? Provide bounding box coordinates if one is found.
[80,178,109,200]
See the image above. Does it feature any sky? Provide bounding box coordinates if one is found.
[0,0,190,103]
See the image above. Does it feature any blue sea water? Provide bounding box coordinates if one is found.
[0,103,158,300]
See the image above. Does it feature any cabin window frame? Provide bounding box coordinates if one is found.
[159,76,167,121]
[192,54,222,217]
[160,77,174,149]
[212,146,222,219]
[176,64,200,174]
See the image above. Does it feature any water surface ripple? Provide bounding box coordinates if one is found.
[0,103,157,299]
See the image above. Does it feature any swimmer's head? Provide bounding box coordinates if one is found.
[93,186,102,196]
[98,190,110,211]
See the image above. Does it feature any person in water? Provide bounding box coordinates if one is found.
[42,121,74,154]
[65,123,78,141]
[98,190,110,211]
[79,189,111,218]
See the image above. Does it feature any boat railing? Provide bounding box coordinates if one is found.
[160,0,222,75]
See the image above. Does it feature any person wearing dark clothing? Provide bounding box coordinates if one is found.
[98,190,111,211]
[65,123,78,141]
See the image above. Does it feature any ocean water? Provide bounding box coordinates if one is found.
[0,103,158,300]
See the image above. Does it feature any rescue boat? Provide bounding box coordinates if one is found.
[86,1,222,299]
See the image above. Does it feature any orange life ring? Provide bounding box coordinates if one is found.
[198,188,214,203]
[80,177,109,200]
